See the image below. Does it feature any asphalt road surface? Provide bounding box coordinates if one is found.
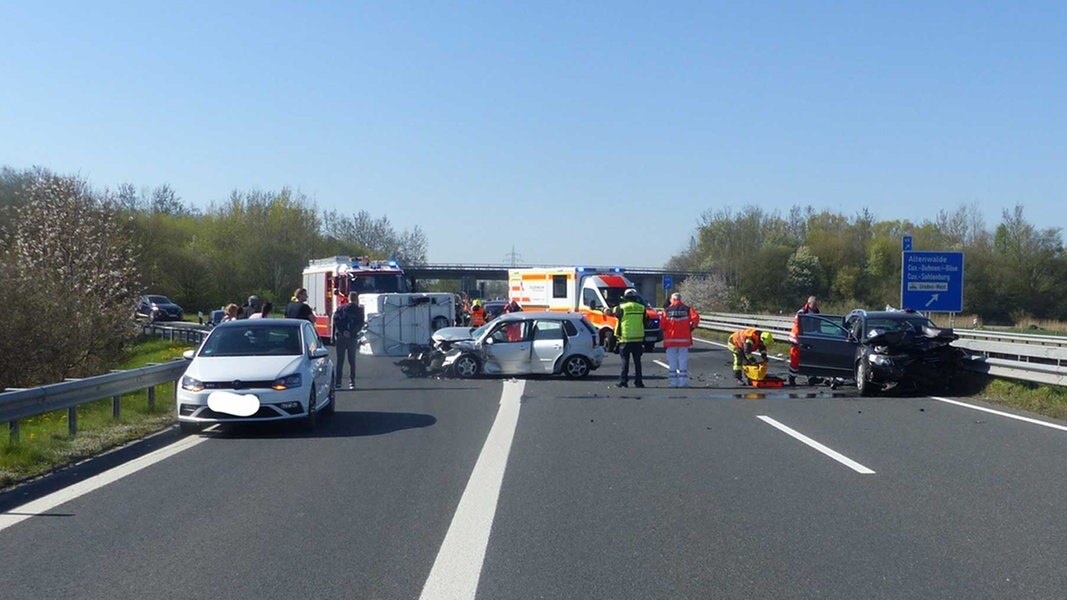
[3,339,1067,599]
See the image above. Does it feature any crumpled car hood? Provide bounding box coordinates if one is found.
[867,326,958,351]
[432,326,477,343]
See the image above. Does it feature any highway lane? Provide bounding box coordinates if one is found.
[3,346,1067,599]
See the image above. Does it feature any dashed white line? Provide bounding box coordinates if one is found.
[929,396,1067,432]
[0,433,208,533]
[420,379,526,600]
[757,416,875,474]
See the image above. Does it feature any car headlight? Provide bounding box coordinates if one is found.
[272,373,302,390]
[868,354,892,366]
[181,376,205,392]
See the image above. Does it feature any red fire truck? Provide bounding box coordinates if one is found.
[301,256,410,342]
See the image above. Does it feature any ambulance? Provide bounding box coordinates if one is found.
[507,267,662,351]
[301,256,454,352]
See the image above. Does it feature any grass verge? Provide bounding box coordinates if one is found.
[0,338,191,491]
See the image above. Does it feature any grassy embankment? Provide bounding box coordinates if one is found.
[0,338,191,490]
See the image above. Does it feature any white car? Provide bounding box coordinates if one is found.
[177,319,335,432]
[443,311,605,378]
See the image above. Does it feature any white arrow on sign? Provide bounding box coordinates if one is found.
[925,293,940,307]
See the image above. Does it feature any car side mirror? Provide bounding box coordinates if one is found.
[485,337,495,345]
[311,347,330,358]
[182,350,195,360]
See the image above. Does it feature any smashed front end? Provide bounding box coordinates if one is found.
[863,325,963,390]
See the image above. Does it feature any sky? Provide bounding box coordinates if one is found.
[2,2,1065,268]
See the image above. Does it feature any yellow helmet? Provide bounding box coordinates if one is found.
[472,299,482,307]
[760,331,774,345]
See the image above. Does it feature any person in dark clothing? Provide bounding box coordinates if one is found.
[239,295,261,319]
[504,299,522,313]
[332,291,364,390]
[285,288,315,324]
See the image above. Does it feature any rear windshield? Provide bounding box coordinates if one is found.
[200,326,303,357]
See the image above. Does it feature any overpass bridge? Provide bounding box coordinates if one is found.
[405,263,712,303]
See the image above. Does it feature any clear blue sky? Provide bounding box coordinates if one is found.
[3,2,1065,267]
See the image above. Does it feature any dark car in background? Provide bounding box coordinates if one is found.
[792,309,964,395]
[136,295,184,322]
[483,300,508,322]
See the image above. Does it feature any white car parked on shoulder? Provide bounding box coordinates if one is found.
[177,319,335,433]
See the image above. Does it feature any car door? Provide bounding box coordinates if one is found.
[303,323,329,404]
[796,315,856,378]
[483,320,532,374]
[530,319,566,373]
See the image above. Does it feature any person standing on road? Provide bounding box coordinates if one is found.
[239,295,261,319]
[729,328,770,383]
[332,292,364,390]
[789,295,820,381]
[469,299,486,327]
[607,288,647,388]
[662,292,700,387]
[285,288,315,324]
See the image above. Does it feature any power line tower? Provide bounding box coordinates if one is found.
[503,245,523,267]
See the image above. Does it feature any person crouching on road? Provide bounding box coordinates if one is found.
[333,292,364,390]
[729,328,771,383]
[607,288,647,388]
[662,292,700,387]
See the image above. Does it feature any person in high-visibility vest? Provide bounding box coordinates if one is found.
[469,299,486,327]
[606,288,648,388]
[729,328,771,383]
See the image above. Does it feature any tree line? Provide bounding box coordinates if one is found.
[667,204,1066,323]
[0,166,426,388]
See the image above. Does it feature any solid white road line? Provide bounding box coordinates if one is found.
[0,433,208,533]
[654,359,670,370]
[929,396,1067,432]
[420,379,526,600]
[757,416,875,474]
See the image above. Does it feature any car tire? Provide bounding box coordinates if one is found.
[788,375,796,386]
[452,354,481,378]
[562,355,592,379]
[179,422,201,435]
[303,390,318,431]
[856,359,874,397]
[601,330,617,353]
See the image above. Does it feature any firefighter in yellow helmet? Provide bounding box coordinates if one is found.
[728,328,772,383]
[469,299,486,327]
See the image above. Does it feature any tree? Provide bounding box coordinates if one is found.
[675,274,730,313]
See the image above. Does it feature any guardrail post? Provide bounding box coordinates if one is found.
[147,385,156,410]
[112,394,121,419]
[9,420,18,444]
[68,406,77,437]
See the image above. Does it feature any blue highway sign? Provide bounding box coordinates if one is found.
[902,235,912,251]
[663,275,673,289]
[901,251,964,312]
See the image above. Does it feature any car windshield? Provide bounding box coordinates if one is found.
[600,287,646,308]
[471,322,492,339]
[199,325,303,357]
[347,274,409,293]
[868,316,935,333]
[147,295,174,304]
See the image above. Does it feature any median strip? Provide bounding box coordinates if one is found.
[420,379,525,600]
[757,416,875,474]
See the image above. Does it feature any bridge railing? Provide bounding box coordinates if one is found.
[698,311,1067,387]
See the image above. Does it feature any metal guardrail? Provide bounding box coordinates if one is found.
[698,311,1067,387]
[1,360,189,442]
[140,323,209,345]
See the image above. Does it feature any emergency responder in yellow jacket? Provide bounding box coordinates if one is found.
[606,288,647,388]
[729,328,772,383]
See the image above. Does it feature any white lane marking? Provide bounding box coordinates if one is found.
[654,359,670,370]
[420,379,526,600]
[0,433,208,533]
[757,416,875,474]
[929,396,1067,432]
[694,337,786,362]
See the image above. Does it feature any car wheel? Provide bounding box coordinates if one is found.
[453,354,481,378]
[562,355,591,379]
[303,389,318,431]
[431,316,450,332]
[856,359,874,396]
[179,422,201,435]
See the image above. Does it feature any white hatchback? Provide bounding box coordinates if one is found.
[177,319,335,432]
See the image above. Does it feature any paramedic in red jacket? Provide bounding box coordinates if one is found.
[662,292,701,387]
[789,295,819,374]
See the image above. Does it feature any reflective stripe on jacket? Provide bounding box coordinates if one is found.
[728,328,761,355]
[470,306,485,326]
[661,301,699,348]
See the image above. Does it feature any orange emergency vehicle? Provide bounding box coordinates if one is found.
[507,267,663,350]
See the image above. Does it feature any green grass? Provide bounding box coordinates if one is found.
[0,337,192,490]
